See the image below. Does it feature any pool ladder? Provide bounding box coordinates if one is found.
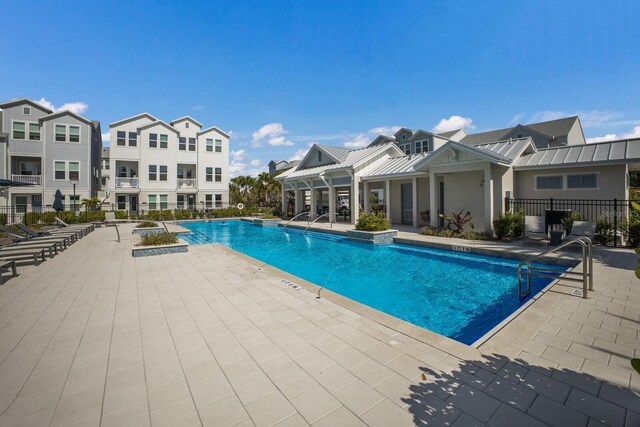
[281,212,310,232]
[517,237,593,300]
[192,229,210,242]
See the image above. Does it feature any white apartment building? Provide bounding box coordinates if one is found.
[108,113,230,212]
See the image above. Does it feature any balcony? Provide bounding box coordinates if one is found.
[11,174,42,186]
[115,177,139,189]
[177,178,197,190]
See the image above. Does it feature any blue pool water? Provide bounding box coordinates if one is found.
[180,220,562,345]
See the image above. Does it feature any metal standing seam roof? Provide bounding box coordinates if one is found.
[515,139,640,168]
[472,138,534,162]
[362,153,431,178]
[317,144,351,163]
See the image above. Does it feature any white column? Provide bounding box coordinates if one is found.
[309,181,317,220]
[385,180,391,221]
[412,176,418,228]
[280,183,287,217]
[295,184,304,214]
[429,172,437,228]
[363,181,370,213]
[484,165,494,234]
[328,180,335,224]
[351,175,360,225]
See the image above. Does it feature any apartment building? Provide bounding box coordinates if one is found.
[98,147,110,201]
[0,98,102,210]
[109,113,230,211]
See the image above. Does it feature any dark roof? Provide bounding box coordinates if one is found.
[436,129,463,139]
[461,116,579,145]
[0,98,53,113]
[39,110,92,125]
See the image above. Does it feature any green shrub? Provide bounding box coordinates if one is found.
[421,226,489,240]
[81,211,106,222]
[173,210,192,220]
[136,232,178,246]
[145,210,161,221]
[0,213,6,225]
[161,210,174,221]
[115,210,128,220]
[493,210,525,240]
[621,218,640,248]
[561,211,583,235]
[594,216,615,246]
[57,211,77,224]
[136,221,159,228]
[355,212,390,232]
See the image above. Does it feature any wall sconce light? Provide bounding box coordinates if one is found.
[480,179,485,187]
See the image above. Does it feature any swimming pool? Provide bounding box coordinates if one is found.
[180,220,562,345]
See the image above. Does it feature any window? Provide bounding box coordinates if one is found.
[185,122,189,128]
[415,141,422,154]
[215,167,222,182]
[177,195,185,209]
[128,132,137,147]
[13,122,25,139]
[215,139,222,153]
[205,194,213,208]
[117,131,126,146]
[160,134,168,149]
[54,161,66,180]
[188,137,196,151]
[401,144,410,155]
[567,174,598,189]
[148,194,157,210]
[536,175,563,190]
[215,194,222,208]
[103,159,110,170]
[421,140,429,152]
[318,151,323,162]
[402,134,406,140]
[28,123,40,140]
[206,139,213,152]
[69,195,80,210]
[23,107,31,115]
[149,165,157,181]
[101,177,108,186]
[55,125,66,142]
[159,165,167,181]
[160,194,168,209]
[69,162,79,180]
[206,167,213,182]
[149,133,158,148]
[179,137,186,150]
[69,126,80,143]
[117,195,126,210]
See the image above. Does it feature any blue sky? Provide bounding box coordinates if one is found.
[2,0,639,176]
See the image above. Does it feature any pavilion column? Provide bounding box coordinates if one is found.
[328,180,336,224]
[385,180,391,221]
[280,183,287,217]
[412,176,418,228]
[363,181,370,213]
[484,165,494,235]
[309,181,317,220]
[429,171,437,228]
[351,174,360,225]
[295,185,304,214]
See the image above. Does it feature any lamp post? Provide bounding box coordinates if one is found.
[70,177,79,213]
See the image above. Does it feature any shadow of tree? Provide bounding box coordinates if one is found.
[402,353,639,426]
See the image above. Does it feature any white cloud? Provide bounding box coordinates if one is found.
[368,125,401,136]
[231,149,245,161]
[586,125,640,143]
[191,105,205,111]
[229,159,266,177]
[101,132,110,143]
[509,113,526,126]
[343,133,370,148]
[268,136,294,147]
[289,148,310,161]
[250,159,261,166]
[432,116,475,134]
[527,110,629,129]
[251,122,292,147]
[36,98,88,115]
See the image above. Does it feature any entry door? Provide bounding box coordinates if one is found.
[32,195,42,212]
[401,183,413,225]
[187,195,195,210]
[130,195,138,212]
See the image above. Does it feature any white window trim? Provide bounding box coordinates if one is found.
[54,124,82,144]
[534,174,564,190]
[53,160,81,181]
[11,120,41,141]
[22,106,31,115]
[566,172,599,190]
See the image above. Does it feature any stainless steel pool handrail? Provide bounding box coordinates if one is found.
[192,229,210,242]
[282,211,310,232]
[304,212,332,234]
[517,236,593,300]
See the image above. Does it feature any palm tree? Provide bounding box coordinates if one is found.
[81,197,102,211]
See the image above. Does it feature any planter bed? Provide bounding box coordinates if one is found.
[252,218,281,227]
[132,241,188,257]
[346,229,397,245]
[132,227,165,236]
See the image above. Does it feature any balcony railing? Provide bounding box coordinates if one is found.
[177,178,197,189]
[115,177,139,188]
[11,174,42,186]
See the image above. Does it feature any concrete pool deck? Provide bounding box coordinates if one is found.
[0,222,638,426]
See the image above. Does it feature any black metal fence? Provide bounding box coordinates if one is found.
[505,198,631,247]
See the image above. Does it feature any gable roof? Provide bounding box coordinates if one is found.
[515,138,640,169]
[394,127,414,139]
[408,129,435,141]
[0,98,53,114]
[109,113,157,128]
[198,125,230,139]
[368,135,395,147]
[361,153,431,179]
[170,116,203,127]
[138,120,180,134]
[436,129,463,139]
[461,116,580,145]
[39,110,92,125]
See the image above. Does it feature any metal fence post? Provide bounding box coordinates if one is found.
[614,198,618,247]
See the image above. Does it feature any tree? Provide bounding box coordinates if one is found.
[81,197,102,211]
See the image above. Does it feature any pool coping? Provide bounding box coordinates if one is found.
[181,220,583,354]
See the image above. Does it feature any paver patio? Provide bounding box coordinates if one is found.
[0,222,638,426]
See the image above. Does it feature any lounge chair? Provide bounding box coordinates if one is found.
[0,258,17,285]
[0,226,72,249]
[565,221,596,242]
[54,217,94,235]
[4,240,59,258]
[524,216,548,246]
[0,247,47,266]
